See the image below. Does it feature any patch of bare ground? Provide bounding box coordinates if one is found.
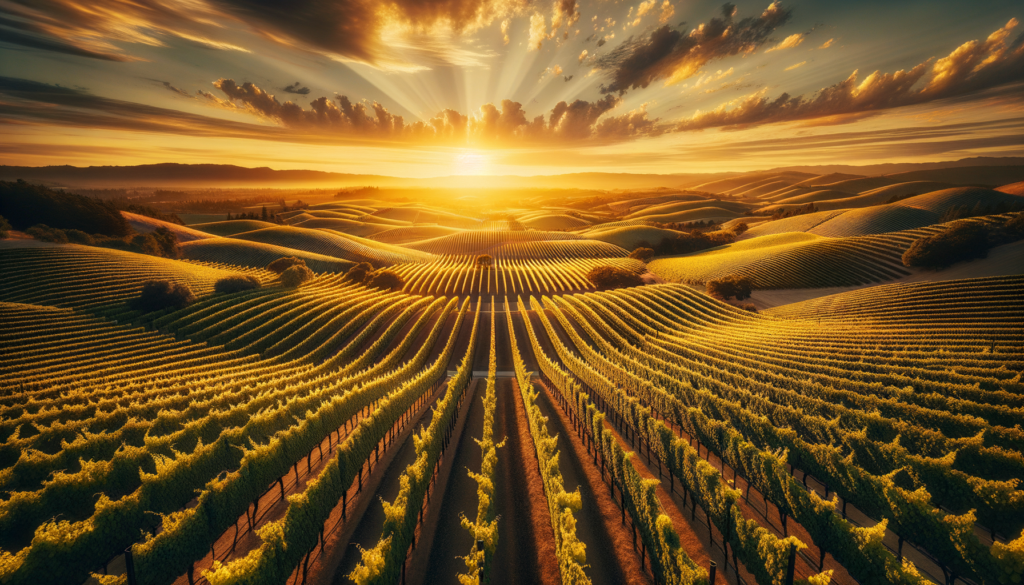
[530,380,651,585]
[504,377,561,585]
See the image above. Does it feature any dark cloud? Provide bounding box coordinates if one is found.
[160,81,192,97]
[0,26,130,61]
[284,82,311,95]
[564,75,574,82]
[597,1,792,94]
[677,19,1024,131]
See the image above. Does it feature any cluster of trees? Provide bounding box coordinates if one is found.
[0,216,9,239]
[658,219,720,231]
[628,247,654,262]
[25,223,180,258]
[903,213,1024,270]
[768,203,817,221]
[266,256,315,287]
[639,229,739,257]
[345,261,405,291]
[586,265,644,289]
[131,280,196,311]
[706,274,754,301]
[0,180,131,236]
[226,200,309,222]
[214,275,262,294]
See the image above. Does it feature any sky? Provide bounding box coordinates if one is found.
[0,0,1022,177]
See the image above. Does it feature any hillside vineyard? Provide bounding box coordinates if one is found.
[1,186,1024,585]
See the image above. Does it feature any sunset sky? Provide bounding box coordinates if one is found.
[1,0,1022,177]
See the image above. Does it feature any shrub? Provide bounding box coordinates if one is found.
[731,222,749,235]
[1005,212,1024,236]
[131,280,196,311]
[476,254,493,269]
[267,257,306,274]
[0,180,130,236]
[739,303,758,312]
[652,230,736,256]
[346,261,374,283]
[281,264,315,287]
[628,247,654,262]
[151,227,179,258]
[707,275,753,300]
[0,215,9,239]
[214,275,262,294]
[586,266,644,289]
[366,269,405,291]
[65,229,94,245]
[902,222,991,270]
[26,224,68,243]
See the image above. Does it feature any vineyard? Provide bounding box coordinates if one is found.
[1,188,1022,585]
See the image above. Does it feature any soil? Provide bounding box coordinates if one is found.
[495,377,560,585]
[530,379,650,585]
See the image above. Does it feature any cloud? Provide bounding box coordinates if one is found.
[528,0,579,50]
[784,61,806,71]
[676,19,1024,132]
[0,76,664,149]
[565,75,574,82]
[765,33,804,52]
[284,82,311,95]
[579,49,589,63]
[659,1,675,24]
[818,38,834,49]
[210,78,661,145]
[160,81,192,97]
[596,1,793,94]
[0,0,528,68]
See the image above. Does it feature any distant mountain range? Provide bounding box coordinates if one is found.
[2,157,1022,190]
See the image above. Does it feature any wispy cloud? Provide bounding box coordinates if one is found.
[766,33,804,52]
[784,61,807,71]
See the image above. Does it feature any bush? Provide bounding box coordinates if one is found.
[628,247,654,262]
[902,222,991,270]
[65,229,94,245]
[26,224,68,243]
[739,303,758,312]
[1005,212,1024,236]
[346,261,374,283]
[707,275,753,300]
[0,215,9,239]
[652,230,736,256]
[731,222,749,235]
[281,264,315,287]
[151,227,179,258]
[267,256,306,274]
[0,180,130,236]
[214,275,262,294]
[366,269,405,291]
[476,254,493,269]
[586,265,644,289]
[131,280,196,311]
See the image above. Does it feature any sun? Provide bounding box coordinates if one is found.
[453,151,489,175]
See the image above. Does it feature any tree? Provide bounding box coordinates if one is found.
[366,269,405,291]
[281,264,315,287]
[707,275,754,300]
[151,227,179,258]
[131,280,196,311]
[267,256,306,274]
[215,275,262,294]
[26,224,68,243]
[628,247,654,262]
[0,215,9,239]
[476,254,493,269]
[261,206,268,221]
[65,229,94,245]
[732,222,749,235]
[586,266,644,289]
[346,261,375,283]
[902,222,991,270]
[0,180,130,236]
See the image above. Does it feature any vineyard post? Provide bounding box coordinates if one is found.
[709,561,716,585]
